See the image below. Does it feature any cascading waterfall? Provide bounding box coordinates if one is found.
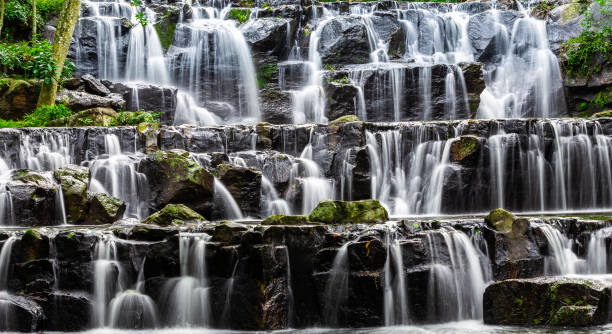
[295,129,333,214]
[0,160,14,226]
[213,179,244,220]
[424,226,491,321]
[383,223,409,326]
[93,234,125,327]
[0,236,16,329]
[323,241,351,326]
[88,134,149,219]
[261,176,290,217]
[162,234,211,327]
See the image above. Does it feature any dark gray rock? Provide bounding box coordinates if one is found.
[242,18,295,61]
[56,89,126,112]
[318,16,370,65]
[82,74,111,96]
[6,171,59,227]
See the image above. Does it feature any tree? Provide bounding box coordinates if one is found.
[0,0,5,37]
[37,0,81,107]
[32,0,37,37]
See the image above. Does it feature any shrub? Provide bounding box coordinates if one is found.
[563,0,612,78]
[23,104,73,126]
[111,110,161,126]
[228,9,250,24]
[0,39,75,83]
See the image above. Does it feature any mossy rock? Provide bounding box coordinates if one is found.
[142,204,206,227]
[21,229,48,263]
[48,107,117,127]
[255,122,273,148]
[212,221,248,243]
[262,215,319,226]
[308,200,388,224]
[54,165,90,222]
[450,135,479,163]
[591,110,612,118]
[330,115,360,124]
[85,193,126,225]
[550,305,597,326]
[485,208,515,232]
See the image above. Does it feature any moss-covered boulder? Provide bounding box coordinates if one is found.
[48,107,118,127]
[85,193,126,225]
[138,149,215,214]
[308,200,388,224]
[484,277,612,326]
[330,114,360,124]
[142,204,205,227]
[255,122,273,149]
[450,135,480,164]
[262,215,319,226]
[212,221,248,243]
[19,229,49,263]
[54,165,90,222]
[138,122,161,154]
[485,208,515,232]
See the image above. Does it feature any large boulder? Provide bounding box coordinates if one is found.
[449,135,480,165]
[324,81,359,121]
[42,292,92,331]
[55,89,126,112]
[6,170,59,226]
[242,18,294,61]
[0,79,40,120]
[547,0,586,55]
[216,164,262,217]
[142,203,206,226]
[138,150,215,214]
[317,16,370,65]
[121,83,178,125]
[53,165,90,222]
[48,107,118,127]
[483,277,612,326]
[85,193,126,225]
[308,200,388,224]
[485,208,515,232]
[81,73,111,96]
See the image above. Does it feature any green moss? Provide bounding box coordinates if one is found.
[450,135,479,162]
[330,115,360,124]
[257,63,278,88]
[262,214,318,226]
[485,208,515,232]
[142,204,205,226]
[308,199,389,224]
[154,22,176,51]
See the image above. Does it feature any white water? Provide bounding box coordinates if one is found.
[383,223,409,326]
[323,241,351,326]
[214,179,244,220]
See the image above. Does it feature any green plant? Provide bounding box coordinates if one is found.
[111,110,161,125]
[228,8,250,24]
[575,88,611,117]
[256,63,277,88]
[130,0,148,26]
[562,0,611,78]
[0,39,75,83]
[324,63,335,71]
[333,75,350,85]
[23,104,72,126]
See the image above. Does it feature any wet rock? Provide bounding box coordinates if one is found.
[114,224,178,242]
[122,83,178,125]
[54,165,90,222]
[369,12,405,59]
[547,1,586,54]
[81,73,111,96]
[324,82,359,120]
[7,170,59,226]
[261,152,293,193]
[242,18,294,61]
[450,135,480,164]
[138,122,161,154]
[308,200,389,224]
[261,89,293,124]
[468,10,522,62]
[0,293,43,332]
[348,238,387,271]
[216,164,262,217]
[42,292,92,331]
[330,114,360,124]
[0,79,40,120]
[85,193,126,225]
[483,276,612,326]
[212,221,248,243]
[318,16,370,65]
[48,107,118,127]
[142,203,206,226]
[485,208,515,232]
[262,215,317,225]
[138,149,215,214]
[56,89,126,112]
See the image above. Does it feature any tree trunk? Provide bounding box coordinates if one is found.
[37,0,81,108]
[32,0,37,37]
[0,0,5,37]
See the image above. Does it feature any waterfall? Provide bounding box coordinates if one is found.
[383,224,409,326]
[162,234,211,327]
[424,226,491,321]
[93,234,125,327]
[323,241,351,326]
[296,130,333,214]
[19,132,71,171]
[261,176,290,217]
[214,179,244,220]
[88,134,149,219]
[0,236,16,330]
[586,226,612,274]
[0,160,14,226]
[221,248,240,326]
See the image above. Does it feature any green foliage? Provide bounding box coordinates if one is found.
[257,63,278,88]
[333,75,350,85]
[0,103,72,128]
[563,0,611,78]
[0,39,75,83]
[111,110,161,126]
[228,9,250,24]
[2,0,64,41]
[575,88,611,117]
[130,0,148,27]
[324,63,336,71]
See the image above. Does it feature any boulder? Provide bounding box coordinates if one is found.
[242,18,294,61]
[122,84,178,125]
[85,193,126,225]
[138,122,161,154]
[324,82,359,121]
[308,200,388,224]
[81,74,111,96]
[485,208,515,232]
[547,1,586,54]
[318,16,370,65]
[6,170,59,226]
[262,215,318,225]
[55,89,126,112]
[48,107,118,127]
[330,115,360,124]
[138,149,215,214]
[261,89,293,124]
[0,293,43,332]
[142,203,205,226]
[0,79,40,120]
[483,276,612,326]
[18,228,50,263]
[450,135,480,164]
[468,10,521,62]
[53,165,90,222]
[212,221,248,242]
[42,292,92,331]
[216,164,262,217]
